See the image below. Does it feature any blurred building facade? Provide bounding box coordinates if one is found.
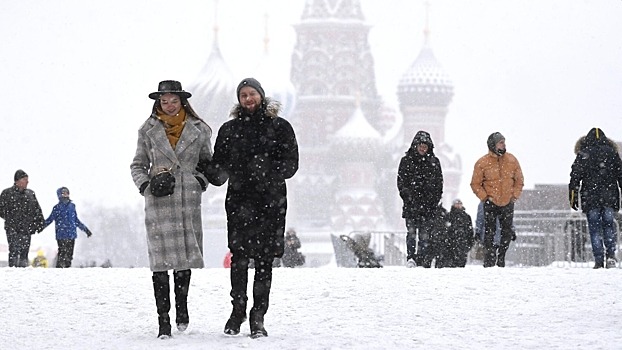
[190,0,462,265]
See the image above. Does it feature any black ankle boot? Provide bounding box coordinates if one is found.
[249,309,267,338]
[483,247,497,268]
[158,315,172,338]
[224,309,247,335]
[496,252,506,267]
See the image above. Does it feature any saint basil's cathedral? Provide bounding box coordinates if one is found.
[189,0,462,264]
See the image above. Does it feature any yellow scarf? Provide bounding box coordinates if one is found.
[156,107,187,149]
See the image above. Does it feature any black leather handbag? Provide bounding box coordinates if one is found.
[150,170,175,197]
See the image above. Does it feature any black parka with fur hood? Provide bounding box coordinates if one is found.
[569,128,622,213]
[203,98,299,258]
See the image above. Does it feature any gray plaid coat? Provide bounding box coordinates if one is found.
[131,113,212,272]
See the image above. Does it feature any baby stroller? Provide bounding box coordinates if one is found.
[339,232,383,268]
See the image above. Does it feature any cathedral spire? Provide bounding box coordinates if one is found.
[213,0,220,46]
[423,0,430,44]
[263,12,270,54]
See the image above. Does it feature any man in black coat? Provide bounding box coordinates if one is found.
[569,127,622,269]
[201,78,299,338]
[0,170,45,267]
[397,130,443,268]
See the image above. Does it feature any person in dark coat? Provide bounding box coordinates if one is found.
[42,187,92,268]
[282,228,305,268]
[569,127,622,269]
[443,199,475,267]
[201,78,299,338]
[431,204,450,268]
[0,170,45,267]
[131,80,213,338]
[397,130,443,268]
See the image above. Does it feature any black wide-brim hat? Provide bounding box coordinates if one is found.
[149,80,192,100]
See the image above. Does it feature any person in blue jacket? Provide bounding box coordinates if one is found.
[43,187,92,268]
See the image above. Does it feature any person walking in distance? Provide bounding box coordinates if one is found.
[471,132,524,267]
[42,187,93,268]
[569,127,622,269]
[131,80,213,338]
[444,199,475,267]
[200,78,299,338]
[0,170,45,267]
[397,130,443,268]
[282,228,305,268]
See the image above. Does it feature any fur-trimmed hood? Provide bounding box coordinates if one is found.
[229,97,281,119]
[574,133,619,154]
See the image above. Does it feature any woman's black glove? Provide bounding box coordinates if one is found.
[195,176,207,191]
[139,182,149,195]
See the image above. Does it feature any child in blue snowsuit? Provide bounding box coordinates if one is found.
[43,187,92,268]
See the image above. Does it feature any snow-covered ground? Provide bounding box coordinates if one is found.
[1,265,621,350]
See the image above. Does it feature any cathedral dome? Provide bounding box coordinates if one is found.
[254,53,297,119]
[397,34,454,107]
[187,37,237,128]
[330,104,381,161]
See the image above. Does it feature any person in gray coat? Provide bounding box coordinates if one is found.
[130,80,213,339]
[200,78,299,338]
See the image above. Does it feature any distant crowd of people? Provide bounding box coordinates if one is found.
[398,127,622,270]
[397,130,524,268]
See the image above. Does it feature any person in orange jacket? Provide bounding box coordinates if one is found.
[470,132,524,267]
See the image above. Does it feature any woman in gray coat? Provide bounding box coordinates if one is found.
[130,80,212,339]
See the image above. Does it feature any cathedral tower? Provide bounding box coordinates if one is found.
[288,0,383,228]
[396,5,461,205]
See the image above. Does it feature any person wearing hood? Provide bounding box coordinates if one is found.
[130,80,213,339]
[0,170,45,267]
[569,127,622,269]
[470,132,524,268]
[282,228,305,268]
[43,187,92,268]
[199,78,298,338]
[444,199,475,268]
[397,130,444,268]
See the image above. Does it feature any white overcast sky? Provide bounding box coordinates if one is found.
[1,0,621,217]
